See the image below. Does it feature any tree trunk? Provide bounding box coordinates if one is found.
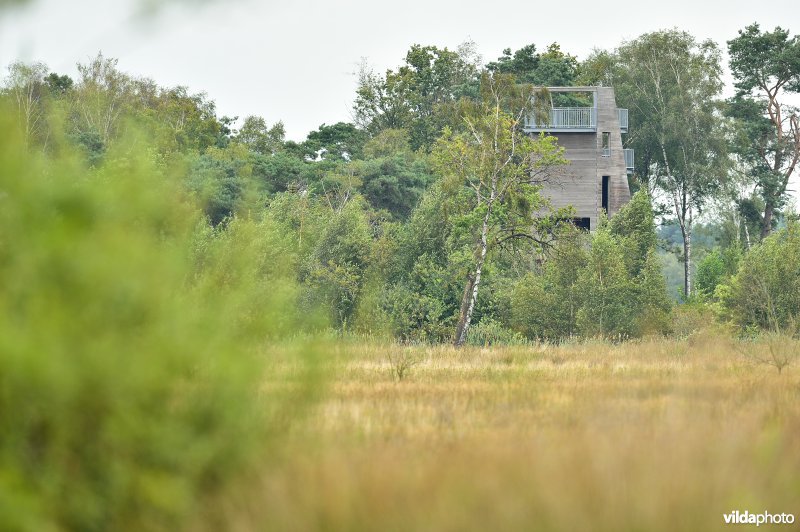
[683,227,692,299]
[681,207,693,299]
[453,209,490,347]
[660,142,693,299]
[761,202,774,239]
[744,222,751,250]
[453,274,474,345]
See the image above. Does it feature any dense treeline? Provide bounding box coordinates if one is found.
[4,25,800,345]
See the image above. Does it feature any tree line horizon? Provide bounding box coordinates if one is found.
[3,22,799,344]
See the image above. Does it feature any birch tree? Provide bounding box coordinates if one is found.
[432,73,567,346]
[74,53,134,144]
[614,30,727,299]
[4,61,49,150]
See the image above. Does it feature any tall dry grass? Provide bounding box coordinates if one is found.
[214,334,799,532]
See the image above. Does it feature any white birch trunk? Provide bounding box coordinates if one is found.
[455,210,490,346]
[684,206,692,298]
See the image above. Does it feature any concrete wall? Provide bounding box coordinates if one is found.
[538,87,631,230]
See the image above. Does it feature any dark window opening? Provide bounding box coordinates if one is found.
[571,217,591,231]
[602,176,610,213]
[602,132,610,156]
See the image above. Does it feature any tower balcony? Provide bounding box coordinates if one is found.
[524,107,629,133]
[524,107,596,133]
[624,148,634,174]
[618,108,628,133]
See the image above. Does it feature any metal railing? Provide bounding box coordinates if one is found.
[618,108,629,131]
[623,149,634,171]
[524,107,628,133]
[526,107,596,130]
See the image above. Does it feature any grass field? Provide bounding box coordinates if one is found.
[213,333,800,531]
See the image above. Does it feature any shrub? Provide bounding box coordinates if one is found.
[300,198,374,328]
[511,230,586,341]
[635,250,673,335]
[381,284,450,343]
[576,227,638,338]
[695,247,741,299]
[724,221,800,330]
[386,345,423,381]
[609,189,658,277]
[0,112,309,531]
[737,326,800,374]
[672,303,716,339]
[512,197,672,341]
[466,318,527,346]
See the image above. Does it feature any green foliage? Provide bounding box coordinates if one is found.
[671,302,717,339]
[71,53,137,145]
[608,191,672,333]
[44,72,74,95]
[609,190,658,277]
[723,221,800,330]
[362,128,412,159]
[3,61,50,148]
[724,96,776,211]
[429,76,565,247]
[265,192,329,262]
[727,23,800,238]
[303,122,367,161]
[713,192,765,249]
[0,109,312,531]
[380,283,451,342]
[370,184,461,342]
[511,230,587,340]
[3,55,229,159]
[190,214,315,336]
[576,49,616,86]
[430,73,568,344]
[250,151,319,196]
[576,226,638,338]
[145,86,225,154]
[235,115,285,155]
[486,43,579,87]
[185,144,254,225]
[512,196,671,341]
[1,43,698,353]
[354,44,481,151]
[466,318,526,346]
[613,30,727,192]
[610,29,728,298]
[695,251,726,298]
[70,129,105,167]
[695,247,741,298]
[635,249,673,335]
[728,23,800,95]
[301,198,374,328]
[354,154,433,220]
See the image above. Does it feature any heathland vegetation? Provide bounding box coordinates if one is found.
[1,19,799,531]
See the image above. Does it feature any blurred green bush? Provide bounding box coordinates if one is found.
[0,107,312,531]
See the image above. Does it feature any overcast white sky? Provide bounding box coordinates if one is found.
[1,0,798,143]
